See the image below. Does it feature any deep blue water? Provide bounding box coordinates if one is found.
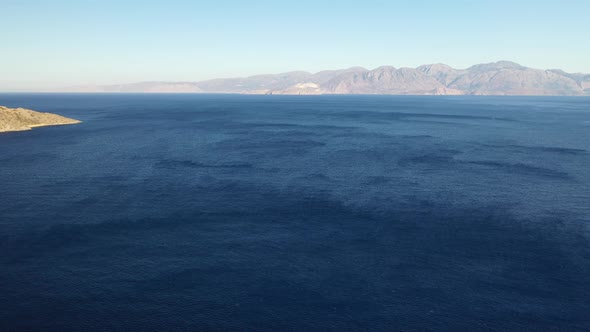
[1,94,589,331]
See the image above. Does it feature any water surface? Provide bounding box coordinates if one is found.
[1,94,589,331]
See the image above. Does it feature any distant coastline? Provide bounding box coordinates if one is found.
[0,106,80,133]
[49,61,590,96]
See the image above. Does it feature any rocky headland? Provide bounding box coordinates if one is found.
[0,106,81,133]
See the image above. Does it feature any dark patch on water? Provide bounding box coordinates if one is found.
[397,150,573,180]
[485,143,588,155]
[362,176,392,186]
[214,138,327,153]
[334,110,516,122]
[466,160,572,180]
[156,159,254,170]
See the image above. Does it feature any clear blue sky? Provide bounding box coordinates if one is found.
[2,0,589,90]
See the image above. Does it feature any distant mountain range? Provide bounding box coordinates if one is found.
[63,61,590,96]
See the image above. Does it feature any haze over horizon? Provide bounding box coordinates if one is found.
[2,0,590,91]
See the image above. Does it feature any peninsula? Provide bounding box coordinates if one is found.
[0,106,81,133]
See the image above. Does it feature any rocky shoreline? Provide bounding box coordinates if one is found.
[0,106,81,133]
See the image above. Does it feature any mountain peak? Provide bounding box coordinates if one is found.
[418,63,455,70]
[417,63,458,74]
[468,61,526,71]
[373,66,396,71]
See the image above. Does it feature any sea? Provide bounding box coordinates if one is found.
[1,94,589,331]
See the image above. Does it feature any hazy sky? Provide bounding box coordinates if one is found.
[2,0,590,90]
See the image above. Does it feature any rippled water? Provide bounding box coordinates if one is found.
[1,94,589,331]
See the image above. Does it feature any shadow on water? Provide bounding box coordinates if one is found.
[1,183,588,331]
